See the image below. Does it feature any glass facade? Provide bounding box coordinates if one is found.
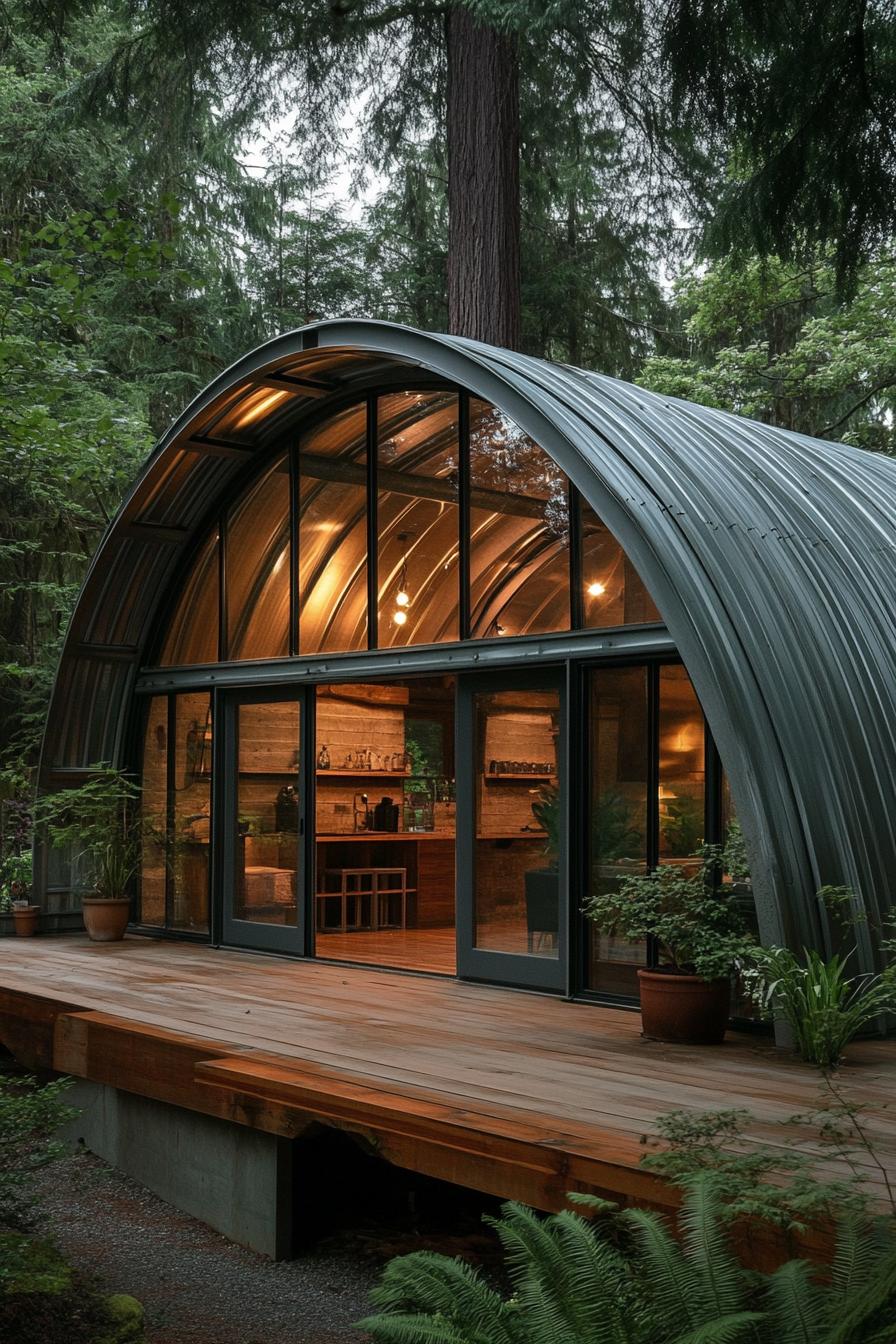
[155,388,662,669]
[135,378,754,1007]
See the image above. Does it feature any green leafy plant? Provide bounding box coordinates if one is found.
[0,851,32,912]
[37,768,139,900]
[360,1174,896,1343]
[661,795,704,859]
[0,1074,76,1233]
[531,784,560,861]
[742,945,896,1070]
[584,848,753,982]
[591,789,643,867]
[641,1108,872,1231]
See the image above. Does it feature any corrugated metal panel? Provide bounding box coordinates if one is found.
[39,321,896,968]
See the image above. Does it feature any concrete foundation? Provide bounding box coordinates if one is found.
[63,1079,294,1258]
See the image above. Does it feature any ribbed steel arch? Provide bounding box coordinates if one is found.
[40,319,896,969]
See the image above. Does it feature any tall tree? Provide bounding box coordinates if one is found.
[26,0,706,350]
[446,7,520,346]
[663,0,896,295]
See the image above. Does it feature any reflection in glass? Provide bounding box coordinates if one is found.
[314,678,456,973]
[234,701,299,925]
[159,530,219,666]
[474,687,561,957]
[580,498,661,627]
[378,392,460,646]
[469,400,570,638]
[587,667,648,994]
[226,457,289,659]
[171,693,212,931]
[658,665,706,868]
[139,696,168,925]
[139,692,211,931]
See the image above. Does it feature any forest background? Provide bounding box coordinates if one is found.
[2,0,896,795]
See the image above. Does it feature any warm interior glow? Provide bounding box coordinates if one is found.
[587,580,606,597]
[393,609,408,626]
[396,591,410,607]
[232,388,292,429]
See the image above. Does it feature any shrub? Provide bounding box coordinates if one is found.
[0,1073,76,1232]
[584,849,754,982]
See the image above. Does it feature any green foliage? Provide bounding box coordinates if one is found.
[662,1,896,296]
[584,849,754,982]
[662,796,704,859]
[36,766,139,898]
[0,848,31,911]
[531,784,560,861]
[591,790,643,866]
[638,253,896,447]
[0,1073,76,1233]
[742,944,896,1071]
[641,1108,871,1232]
[361,1174,896,1343]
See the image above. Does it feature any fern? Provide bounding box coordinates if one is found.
[677,1175,747,1319]
[675,1315,765,1344]
[620,1203,703,1333]
[762,1259,827,1344]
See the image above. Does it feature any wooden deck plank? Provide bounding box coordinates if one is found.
[1,936,895,1215]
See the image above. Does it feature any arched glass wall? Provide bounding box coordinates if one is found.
[155,390,660,667]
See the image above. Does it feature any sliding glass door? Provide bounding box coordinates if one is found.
[456,670,566,990]
[220,690,309,953]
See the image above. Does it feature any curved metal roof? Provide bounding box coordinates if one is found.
[42,320,896,967]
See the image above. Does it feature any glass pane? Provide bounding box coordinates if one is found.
[658,666,706,869]
[235,701,299,925]
[378,392,460,646]
[139,696,168,925]
[587,667,648,995]
[299,414,368,653]
[226,457,290,659]
[474,687,561,957]
[158,530,219,666]
[721,772,760,1018]
[314,679,456,974]
[171,693,212,931]
[580,499,661,627]
[469,400,570,638]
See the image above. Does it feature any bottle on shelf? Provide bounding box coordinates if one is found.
[317,744,331,769]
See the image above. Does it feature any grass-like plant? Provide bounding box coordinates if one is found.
[360,1173,896,1344]
[36,766,139,900]
[742,945,896,1070]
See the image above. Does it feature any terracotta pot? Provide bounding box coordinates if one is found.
[12,905,39,937]
[638,969,731,1044]
[82,896,131,942]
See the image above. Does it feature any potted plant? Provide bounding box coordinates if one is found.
[1,851,37,935]
[584,846,754,1044]
[39,768,139,942]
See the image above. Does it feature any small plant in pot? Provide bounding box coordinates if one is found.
[584,847,754,1044]
[38,768,139,942]
[2,851,38,935]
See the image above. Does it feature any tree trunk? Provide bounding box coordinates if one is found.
[446,6,520,349]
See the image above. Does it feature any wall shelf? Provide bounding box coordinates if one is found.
[316,770,411,779]
[483,773,553,782]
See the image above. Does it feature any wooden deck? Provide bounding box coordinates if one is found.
[2,936,895,1236]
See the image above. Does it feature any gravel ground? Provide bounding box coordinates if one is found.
[34,1153,379,1344]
